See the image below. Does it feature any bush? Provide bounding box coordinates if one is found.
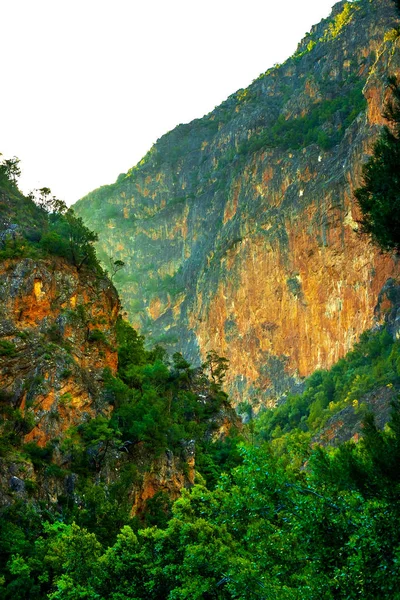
[23,442,54,467]
[88,329,109,345]
[0,341,16,356]
[40,231,69,258]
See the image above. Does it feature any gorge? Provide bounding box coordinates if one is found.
[76,0,400,408]
[2,1,400,597]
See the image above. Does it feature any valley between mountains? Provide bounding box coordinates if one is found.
[2,1,400,598]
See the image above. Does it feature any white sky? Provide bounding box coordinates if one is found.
[1,0,337,206]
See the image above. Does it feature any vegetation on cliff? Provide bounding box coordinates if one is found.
[255,326,400,441]
[2,1,400,598]
[0,169,101,273]
[73,0,400,408]
[355,77,400,253]
[237,79,366,154]
[2,389,400,598]
[0,166,242,582]
[2,160,400,600]
[2,163,400,597]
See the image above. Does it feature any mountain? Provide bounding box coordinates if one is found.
[75,0,400,408]
[0,174,239,526]
[3,3,400,597]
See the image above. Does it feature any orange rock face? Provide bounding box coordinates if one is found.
[131,447,195,516]
[0,256,207,512]
[191,194,399,406]
[75,0,400,408]
[0,258,119,446]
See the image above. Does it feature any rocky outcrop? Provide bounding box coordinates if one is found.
[315,385,397,447]
[0,252,239,511]
[0,257,119,447]
[75,0,400,408]
[130,443,195,516]
[0,256,201,511]
[0,256,122,507]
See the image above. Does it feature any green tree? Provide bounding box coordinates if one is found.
[44,523,101,599]
[202,350,229,392]
[78,416,121,470]
[108,256,125,281]
[30,187,101,270]
[355,77,400,252]
[59,209,100,270]
[0,156,21,184]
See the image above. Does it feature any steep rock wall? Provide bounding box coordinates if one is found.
[75,0,400,407]
[0,253,237,511]
[0,258,120,446]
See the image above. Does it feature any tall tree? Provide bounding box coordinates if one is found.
[355,77,400,253]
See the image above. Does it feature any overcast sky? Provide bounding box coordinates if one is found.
[1,0,337,205]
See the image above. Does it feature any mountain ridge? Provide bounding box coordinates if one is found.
[3,3,400,596]
[75,0,400,408]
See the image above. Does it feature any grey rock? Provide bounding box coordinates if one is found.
[9,476,25,493]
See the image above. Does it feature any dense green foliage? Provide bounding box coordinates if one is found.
[2,317,400,598]
[2,402,400,599]
[355,78,400,253]
[0,163,102,273]
[0,312,242,548]
[239,82,366,155]
[103,318,238,465]
[255,327,400,440]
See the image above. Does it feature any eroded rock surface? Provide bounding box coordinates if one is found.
[0,258,119,446]
[75,0,400,408]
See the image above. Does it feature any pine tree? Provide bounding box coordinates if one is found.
[355,77,400,253]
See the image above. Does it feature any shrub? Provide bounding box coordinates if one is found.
[88,329,109,345]
[0,340,16,356]
[23,442,54,467]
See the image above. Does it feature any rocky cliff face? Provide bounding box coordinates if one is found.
[0,254,120,506]
[0,223,237,513]
[75,0,400,408]
[0,257,119,447]
[0,252,211,513]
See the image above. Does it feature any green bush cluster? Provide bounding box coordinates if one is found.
[238,82,366,155]
[22,442,53,467]
[0,341,17,357]
[2,402,400,599]
[87,329,109,345]
[0,163,103,274]
[102,319,236,463]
